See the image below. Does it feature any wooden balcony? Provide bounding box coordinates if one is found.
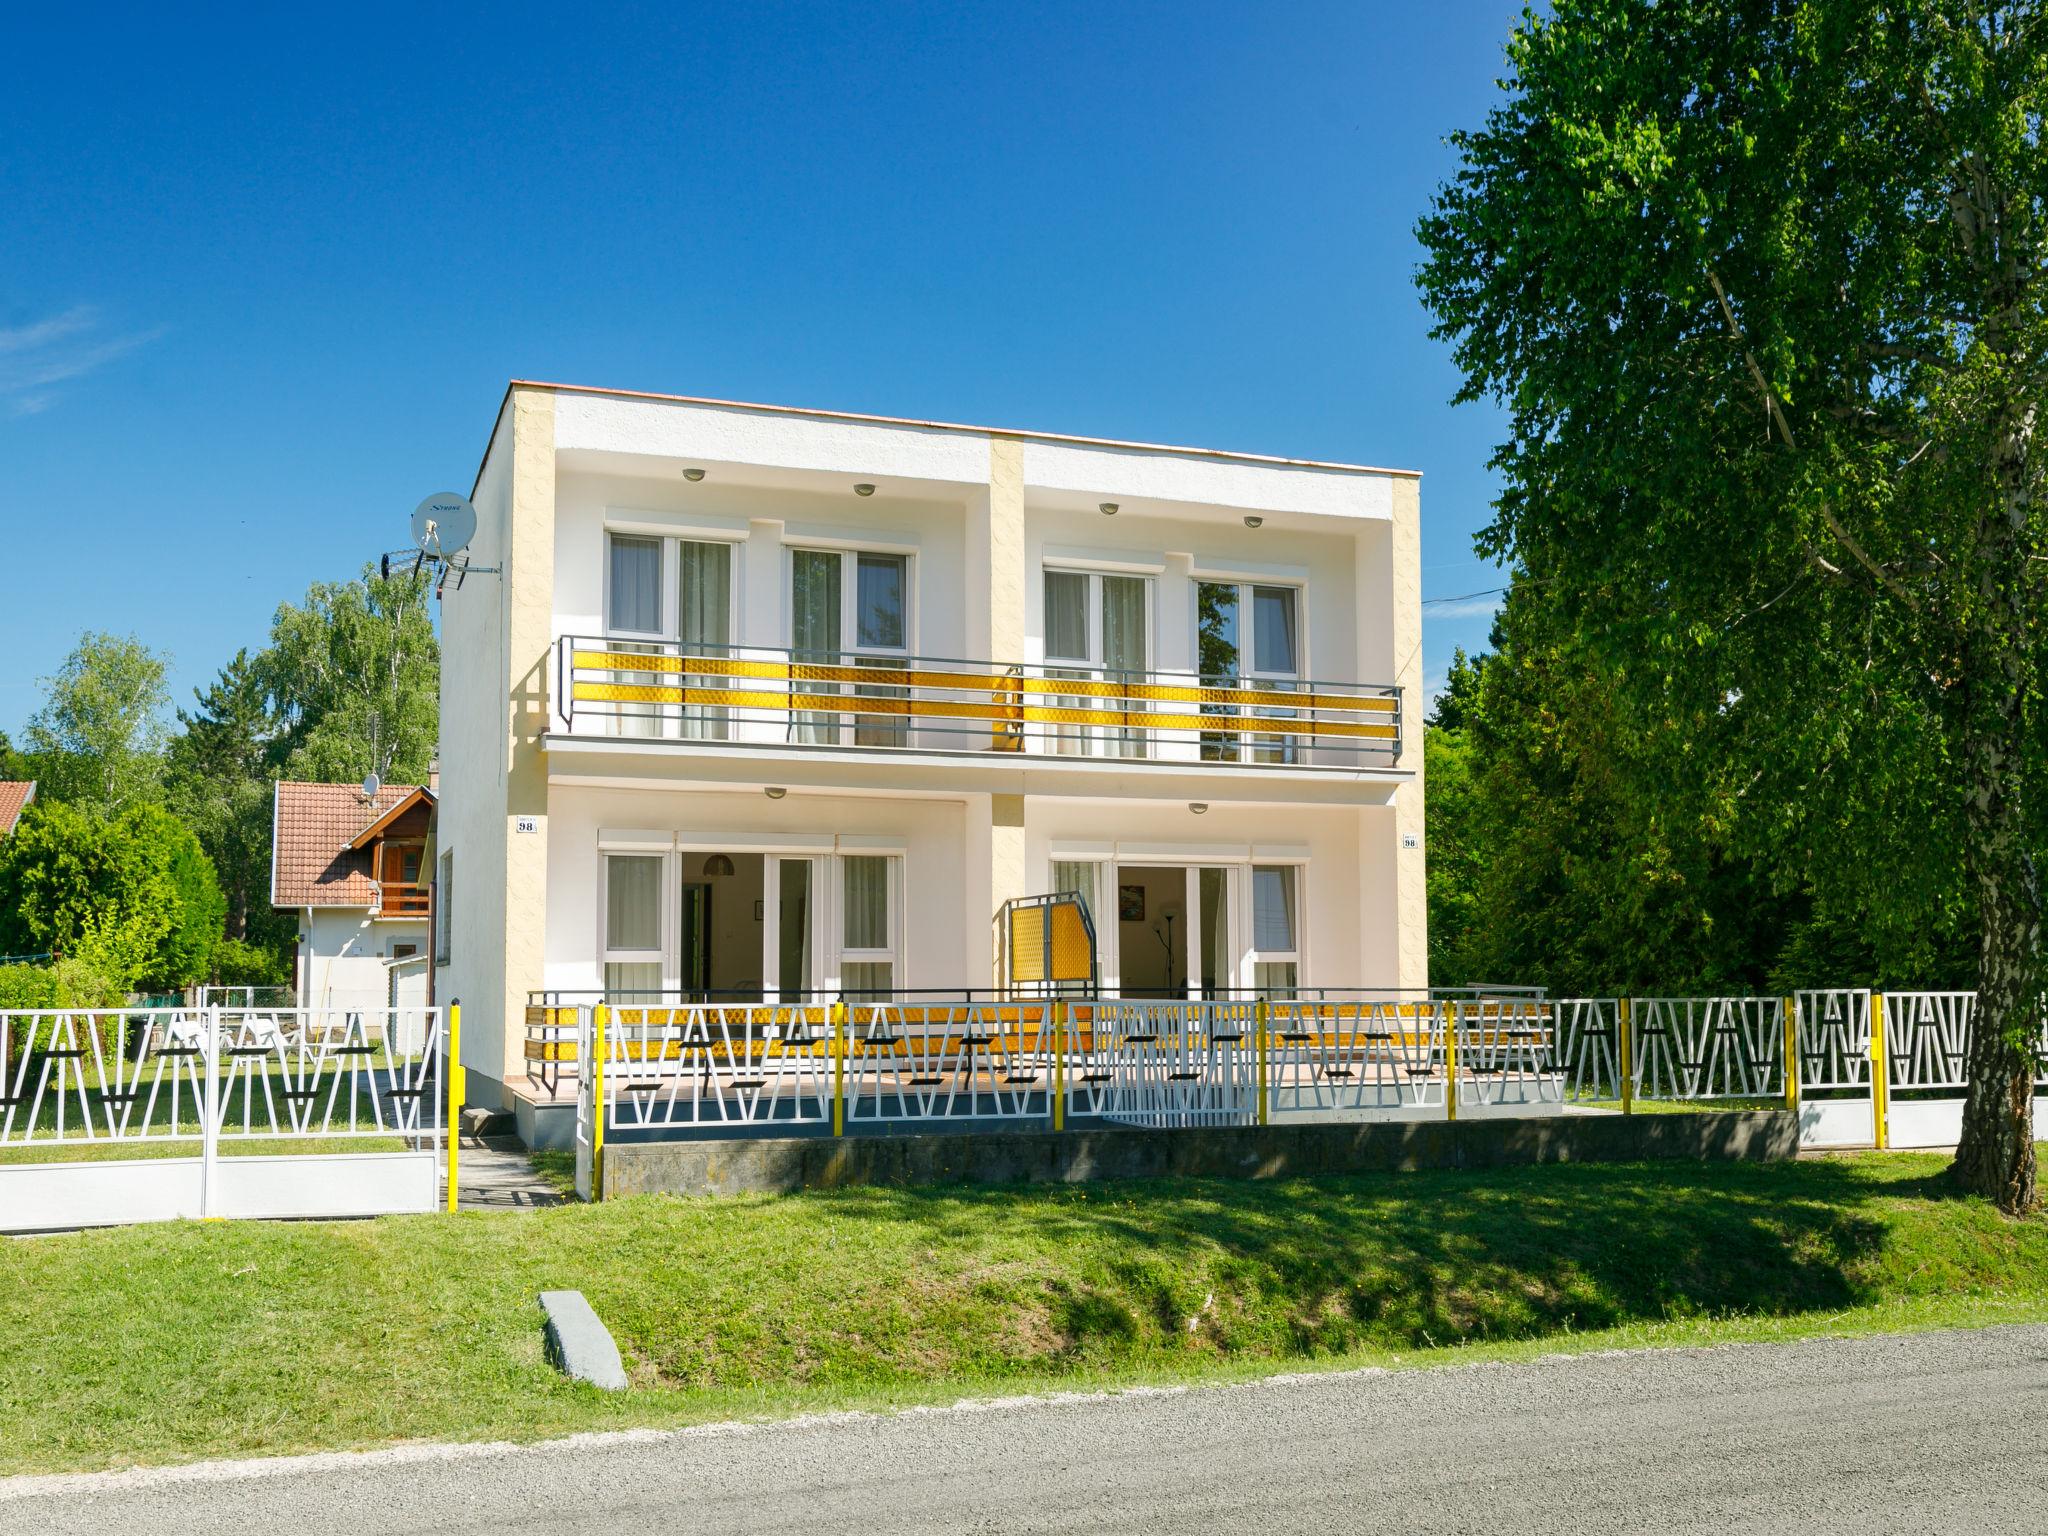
[376,881,431,918]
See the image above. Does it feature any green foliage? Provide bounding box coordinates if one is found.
[1416,0,2048,943]
[163,650,293,954]
[0,963,59,1011]
[23,632,171,810]
[0,800,224,992]
[261,563,438,784]
[1416,1,2047,1194]
[210,935,290,988]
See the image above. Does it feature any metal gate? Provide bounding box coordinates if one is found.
[0,1005,447,1232]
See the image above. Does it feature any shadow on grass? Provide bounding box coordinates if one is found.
[751,1156,1920,1357]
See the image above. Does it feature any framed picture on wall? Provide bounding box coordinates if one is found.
[1118,884,1146,922]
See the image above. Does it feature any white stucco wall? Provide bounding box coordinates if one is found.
[438,402,515,1100]
[298,909,430,1014]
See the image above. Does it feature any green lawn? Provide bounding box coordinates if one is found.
[3,1149,2045,1477]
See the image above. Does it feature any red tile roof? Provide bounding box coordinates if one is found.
[271,781,430,909]
[0,782,34,836]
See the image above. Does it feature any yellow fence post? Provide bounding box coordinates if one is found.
[444,1000,463,1214]
[1870,990,1889,1150]
[592,1003,608,1201]
[1782,996,1799,1114]
[1052,999,1067,1132]
[832,1000,848,1138]
[1444,999,1459,1122]
[1618,997,1634,1115]
[1255,998,1270,1126]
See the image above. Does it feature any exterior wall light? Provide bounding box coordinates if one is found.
[683,467,707,482]
[854,483,876,497]
[1189,802,1208,815]
[1099,502,1119,516]
[764,786,787,799]
[1243,515,1264,529]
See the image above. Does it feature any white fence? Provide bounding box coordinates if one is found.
[564,986,2048,1193]
[0,1005,446,1232]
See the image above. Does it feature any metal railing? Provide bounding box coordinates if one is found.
[554,637,1403,768]
[0,1006,445,1148]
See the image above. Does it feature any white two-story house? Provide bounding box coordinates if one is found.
[437,382,1426,1116]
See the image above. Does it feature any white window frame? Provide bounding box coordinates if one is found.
[1043,565,1154,758]
[833,852,903,997]
[604,529,744,645]
[785,547,915,748]
[1195,579,1305,763]
[599,849,671,997]
[1245,861,1305,994]
[762,854,822,1003]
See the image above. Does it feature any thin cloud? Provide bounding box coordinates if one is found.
[0,304,164,415]
[1422,593,1506,621]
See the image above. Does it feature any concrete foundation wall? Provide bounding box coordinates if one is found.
[602,1111,1799,1198]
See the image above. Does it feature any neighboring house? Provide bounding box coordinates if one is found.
[271,781,436,1013]
[0,781,34,836]
[439,381,1425,1113]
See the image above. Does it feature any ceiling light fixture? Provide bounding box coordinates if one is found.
[1189,802,1208,815]
[1243,515,1264,529]
[702,853,735,877]
[764,786,787,800]
[854,483,876,497]
[1099,502,1119,516]
[683,467,706,482]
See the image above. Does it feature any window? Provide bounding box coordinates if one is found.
[604,532,737,739]
[839,855,897,996]
[1250,864,1300,994]
[435,851,453,964]
[1051,860,1100,929]
[1197,581,1302,762]
[1043,569,1148,757]
[603,853,665,998]
[790,549,911,746]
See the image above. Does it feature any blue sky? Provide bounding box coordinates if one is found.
[1,2,1520,736]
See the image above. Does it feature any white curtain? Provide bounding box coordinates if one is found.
[843,856,889,950]
[678,541,731,740]
[1252,865,1296,952]
[1051,860,1098,926]
[604,854,663,1000]
[1101,575,1146,758]
[791,550,841,743]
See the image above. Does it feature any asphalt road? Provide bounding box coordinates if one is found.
[5,1325,2046,1535]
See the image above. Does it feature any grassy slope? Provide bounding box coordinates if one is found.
[4,1149,2046,1476]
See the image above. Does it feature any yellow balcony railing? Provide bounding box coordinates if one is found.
[554,638,1401,768]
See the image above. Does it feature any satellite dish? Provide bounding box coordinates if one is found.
[362,772,382,799]
[411,492,477,559]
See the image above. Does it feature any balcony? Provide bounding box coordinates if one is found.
[375,882,431,918]
[552,637,1402,772]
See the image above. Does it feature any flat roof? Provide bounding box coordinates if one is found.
[495,379,1423,480]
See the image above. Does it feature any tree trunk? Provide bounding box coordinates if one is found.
[1949,701,2041,1215]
